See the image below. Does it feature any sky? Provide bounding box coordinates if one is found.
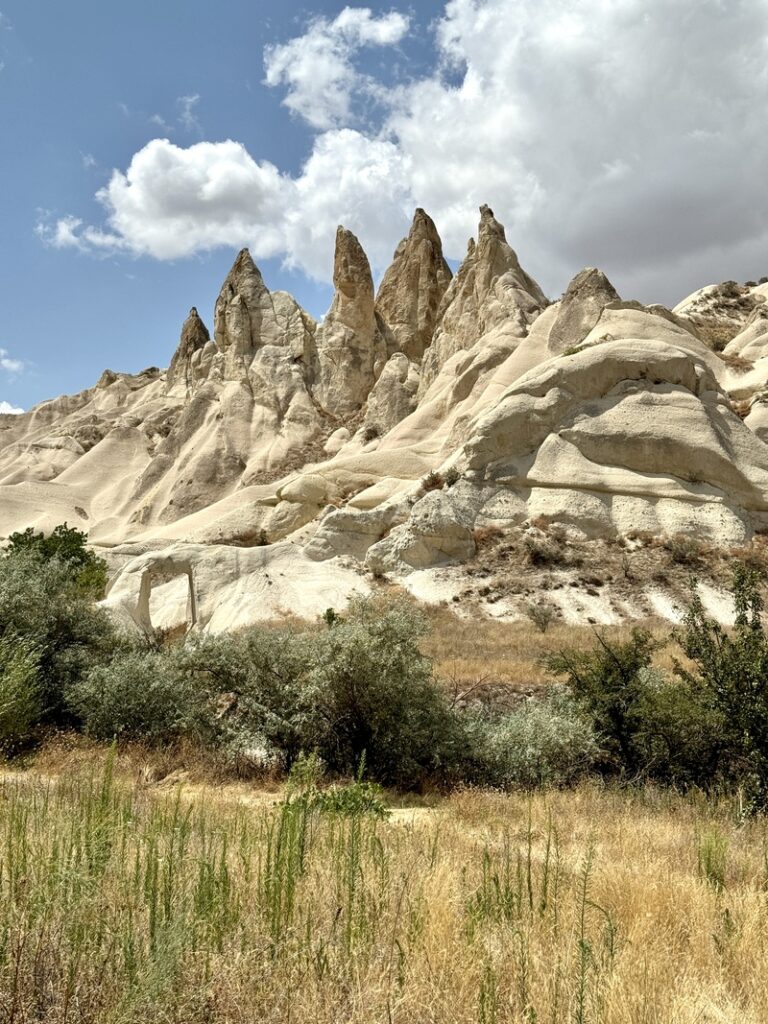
[2,0,768,414]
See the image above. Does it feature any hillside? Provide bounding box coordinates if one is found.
[2,206,768,632]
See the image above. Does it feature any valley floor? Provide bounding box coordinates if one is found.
[2,748,768,1023]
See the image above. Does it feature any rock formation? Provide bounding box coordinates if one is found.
[313,227,385,418]
[3,205,768,631]
[375,208,452,361]
[419,205,548,392]
[167,307,211,390]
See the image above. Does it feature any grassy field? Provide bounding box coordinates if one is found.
[419,605,676,696]
[2,755,768,1023]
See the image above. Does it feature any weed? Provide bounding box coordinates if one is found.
[524,535,566,567]
[473,525,504,549]
[697,828,729,892]
[525,601,557,633]
[421,470,445,491]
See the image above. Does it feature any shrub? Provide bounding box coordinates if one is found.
[0,632,41,755]
[674,565,768,810]
[361,423,380,443]
[444,467,460,487]
[307,598,464,788]
[523,535,566,567]
[68,649,210,742]
[0,550,119,721]
[664,534,703,565]
[525,601,556,633]
[287,753,389,819]
[159,600,465,789]
[421,470,444,492]
[6,523,107,597]
[473,524,504,548]
[468,692,599,789]
[546,628,659,776]
[545,573,768,792]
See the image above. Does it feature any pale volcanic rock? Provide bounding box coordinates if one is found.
[167,307,211,390]
[673,280,764,350]
[546,268,620,354]
[213,248,316,370]
[724,303,768,360]
[419,205,548,393]
[6,205,768,630]
[363,353,421,434]
[375,208,452,361]
[103,541,370,634]
[314,227,386,418]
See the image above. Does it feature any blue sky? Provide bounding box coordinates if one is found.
[2,0,768,412]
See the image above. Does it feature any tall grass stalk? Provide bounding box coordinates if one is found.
[1,763,768,1022]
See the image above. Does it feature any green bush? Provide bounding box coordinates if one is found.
[468,692,599,789]
[163,599,464,788]
[0,632,41,755]
[675,565,768,809]
[286,753,389,819]
[0,550,118,721]
[6,523,107,597]
[546,628,658,776]
[68,649,209,742]
[307,598,464,788]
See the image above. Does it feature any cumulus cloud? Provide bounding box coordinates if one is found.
[41,0,768,302]
[0,400,23,415]
[0,348,24,374]
[263,7,410,130]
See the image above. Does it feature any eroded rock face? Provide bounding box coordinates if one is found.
[673,280,765,350]
[7,205,768,632]
[546,269,620,354]
[213,248,316,372]
[314,227,385,418]
[364,353,421,434]
[167,308,211,390]
[375,208,452,361]
[420,205,548,392]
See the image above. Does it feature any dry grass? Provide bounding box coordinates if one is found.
[718,351,754,372]
[420,603,676,697]
[418,528,768,691]
[2,757,768,1023]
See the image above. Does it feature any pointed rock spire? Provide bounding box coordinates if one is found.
[313,226,385,417]
[167,307,210,387]
[213,248,270,358]
[546,268,620,354]
[375,208,453,362]
[419,205,548,392]
[212,248,316,376]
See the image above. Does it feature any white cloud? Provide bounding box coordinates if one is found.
[149,113,173,132]
[41,1,768,303]
[0,348,24,374]
[177,94,202,134]
[263,7,410,130]
[0,401,23,415]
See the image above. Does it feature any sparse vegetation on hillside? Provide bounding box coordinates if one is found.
[5,524,768,807]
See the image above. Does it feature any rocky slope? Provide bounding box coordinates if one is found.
[2,208,767,633]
